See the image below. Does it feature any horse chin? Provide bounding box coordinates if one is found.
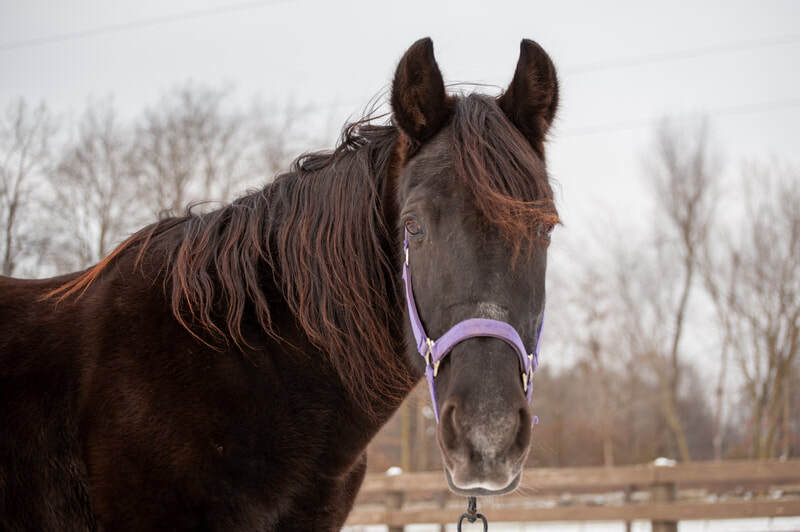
[444,469,522,496]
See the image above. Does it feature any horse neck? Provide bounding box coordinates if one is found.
[263,148,418,433]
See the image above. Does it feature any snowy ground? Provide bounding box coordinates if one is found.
[345,518,800,531]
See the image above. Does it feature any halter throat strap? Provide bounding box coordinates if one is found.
[401,229,542,423]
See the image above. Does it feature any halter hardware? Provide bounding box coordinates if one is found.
[423,338,443,376]
[522,353,535,392]
[457,496,488,531]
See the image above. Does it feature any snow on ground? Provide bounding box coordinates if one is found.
[345,517,800,531]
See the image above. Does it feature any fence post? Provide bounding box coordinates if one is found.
[650,481,677,532]
[386,490,405,532]
[624,484,633,532]
[434,491,448,532]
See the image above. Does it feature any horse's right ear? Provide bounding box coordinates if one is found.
[391,38,450,144]
[498,39,559,154]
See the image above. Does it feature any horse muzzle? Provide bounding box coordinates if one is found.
[437,395,531,495]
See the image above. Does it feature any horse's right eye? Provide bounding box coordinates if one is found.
[405,219,423,236]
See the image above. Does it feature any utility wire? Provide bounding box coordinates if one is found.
[0,0,294,52]
[564,33,800,75]
[2,3,798,139]
[560,97,800,138]
[1,1,798,80]
[263,95,800,139]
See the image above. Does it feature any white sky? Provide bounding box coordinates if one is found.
[2,0,799,371]
[2,0,798,226]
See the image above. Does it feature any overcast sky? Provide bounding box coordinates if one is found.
[3,0,798,228]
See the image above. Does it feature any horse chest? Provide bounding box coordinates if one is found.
[77,337,371,530]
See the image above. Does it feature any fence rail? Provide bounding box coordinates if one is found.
[346,460,800,530]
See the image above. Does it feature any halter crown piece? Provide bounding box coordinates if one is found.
[402,229,543,425]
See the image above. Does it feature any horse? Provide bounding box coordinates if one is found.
[0,37,559,530]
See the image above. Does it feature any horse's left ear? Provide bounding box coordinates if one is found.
[391,37,451,144]
[498,39,559,151]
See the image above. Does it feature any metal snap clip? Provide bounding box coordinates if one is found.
[457,496,488,531]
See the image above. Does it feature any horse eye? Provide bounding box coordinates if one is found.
[405,219,423,236]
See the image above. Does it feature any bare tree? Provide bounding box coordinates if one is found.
[784,364,800,458]
[707,163,800,459]
[620,120,718,462]
[701,230,738,461]
[569,264,620,466]
[0,99,56,276]
[49,99,144,270]
[132,84,251,216]
[249,100,316,178]
[613,242,679,455]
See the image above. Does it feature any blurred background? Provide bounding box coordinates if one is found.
[2,1,799,530]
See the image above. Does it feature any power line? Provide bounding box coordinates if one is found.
[1,2,798,81]
[564,33,800,76]
[559,97,800,138]
[309,95,800,138]
[2,4,798,140]
[0,0,294,52]
[269,96,800,142]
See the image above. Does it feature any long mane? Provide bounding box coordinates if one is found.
[48,94,558,417]
[451,94,559,260]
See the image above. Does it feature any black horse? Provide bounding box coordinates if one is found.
[0,38,559,530]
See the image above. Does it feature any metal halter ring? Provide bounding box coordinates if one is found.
[457,497,488,531]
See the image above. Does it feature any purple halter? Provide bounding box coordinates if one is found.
[402,229,542,424]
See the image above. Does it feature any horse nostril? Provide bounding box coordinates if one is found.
[440,402,461,452]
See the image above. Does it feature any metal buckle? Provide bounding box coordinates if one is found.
[425,338,435,353]
[423,338,442,377]
[522,352,536,391]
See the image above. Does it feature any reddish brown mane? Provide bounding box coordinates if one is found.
[47,95,557,417]
[451,94,559,261]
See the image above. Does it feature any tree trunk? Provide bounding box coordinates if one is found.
[2,201,16,275]
[414,391,428,471]
[662,385,691,462]
[663,256,694,462]
[712,343,729,461]
[761,357,790,459]
[400,401,411,472]
[781,381,791,459]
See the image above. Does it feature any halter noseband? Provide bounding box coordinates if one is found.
[402,229,542,424]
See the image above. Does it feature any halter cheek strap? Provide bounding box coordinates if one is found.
[402,229,543,424]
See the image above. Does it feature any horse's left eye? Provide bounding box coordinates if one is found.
[405,219,423,236]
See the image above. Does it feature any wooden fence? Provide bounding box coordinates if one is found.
[345,460,800,531]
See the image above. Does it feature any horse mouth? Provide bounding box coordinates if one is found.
[445,469,522,496]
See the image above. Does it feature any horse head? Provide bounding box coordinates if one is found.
[391,37,559,495]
